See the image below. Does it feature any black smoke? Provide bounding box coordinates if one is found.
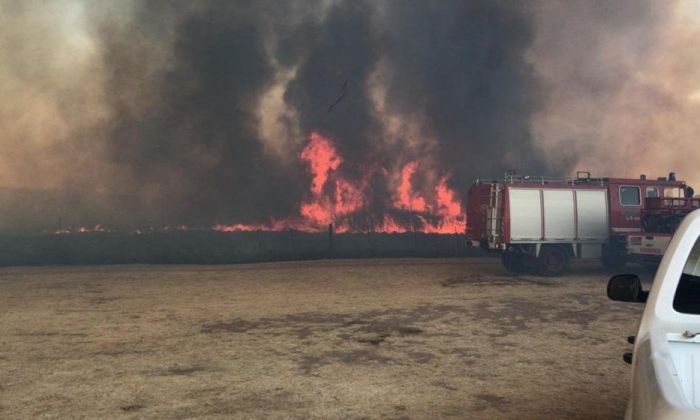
[95,1,308,225]
[99,0,543,226]
[379,1,550,187]
[0,0,669,231]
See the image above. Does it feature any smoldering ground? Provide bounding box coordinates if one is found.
[1,1,699,231]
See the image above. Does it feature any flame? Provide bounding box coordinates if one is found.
[186,131,466,234]
[436,177,461,217]
[53,131,466,235]
[374,215,410,233]
[427,176,465,234]
[300,132,342,195]
[298,132,365,228]
[213,221,287,232]
[52,224,110,235]
[394,161,427,212]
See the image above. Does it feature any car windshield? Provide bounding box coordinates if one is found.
[674,237,700,314]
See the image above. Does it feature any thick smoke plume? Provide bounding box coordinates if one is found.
[0,0,698,232]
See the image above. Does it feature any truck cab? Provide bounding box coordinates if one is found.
[602,177,688,270]
[607,177,688,235]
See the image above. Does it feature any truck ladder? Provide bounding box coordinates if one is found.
[487,183,502,248]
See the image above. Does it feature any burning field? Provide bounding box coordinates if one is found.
[168,132,464,235]
[0,131,472,267]
[1,131,466,238]
[0,258,646,419]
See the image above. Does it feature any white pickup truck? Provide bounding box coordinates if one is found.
[608,209,700,419]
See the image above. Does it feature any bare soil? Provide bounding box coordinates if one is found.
[0,258,647,419]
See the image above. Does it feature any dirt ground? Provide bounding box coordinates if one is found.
[0,258,649,419]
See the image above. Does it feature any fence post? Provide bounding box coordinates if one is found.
[328,223,334,256]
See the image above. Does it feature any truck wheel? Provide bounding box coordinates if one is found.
[601,244,626,271]
[501,252,526,274]
[538,245,569,276]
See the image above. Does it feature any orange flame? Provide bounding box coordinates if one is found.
[436,176,461,218]
[212,131,465,234]
[53,224,110,235]
[394,161,427,212]
[55,131,466,235]
[300,132,342,195]
[298,132,364,228]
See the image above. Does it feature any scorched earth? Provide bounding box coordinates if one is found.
[0,258,646,419]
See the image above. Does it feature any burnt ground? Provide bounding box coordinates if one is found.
[0,258,647,419]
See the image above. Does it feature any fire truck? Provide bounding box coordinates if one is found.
[466,171,693,276]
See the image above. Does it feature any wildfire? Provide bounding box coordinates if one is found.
[300,132,342,195]
[215,131,466,234]
[52,225,110,235]
[299,134,365,227]
[395,161,426,212]
[52,132,466,235]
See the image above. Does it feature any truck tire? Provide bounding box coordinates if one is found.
[537,245,569,276]
[601,244,626,271]
[501,252,526,274]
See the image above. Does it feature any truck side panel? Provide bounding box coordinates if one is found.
[576,190,609,240]
[506,187,608,244]
[508,189,542,240]
[543,190,575,240]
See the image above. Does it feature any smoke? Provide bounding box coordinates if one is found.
[0,1,108,190]
[528,0,700,186]
[0,0,697,231]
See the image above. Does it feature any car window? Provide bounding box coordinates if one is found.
[646,187,659,198]
[620,186,641,205]
[674,237,700,314]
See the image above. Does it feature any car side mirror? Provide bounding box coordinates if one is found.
[607,274,647,303]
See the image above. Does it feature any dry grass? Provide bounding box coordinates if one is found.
[0,258,647,419]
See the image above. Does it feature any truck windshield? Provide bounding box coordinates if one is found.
[674,237,700,314]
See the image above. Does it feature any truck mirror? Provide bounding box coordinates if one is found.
[607,274,647,303]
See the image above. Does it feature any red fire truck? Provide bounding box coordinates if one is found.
[466,171,693,276]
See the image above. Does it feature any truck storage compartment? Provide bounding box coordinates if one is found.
[543,190,575,240]
[508,189,542,240]
[507,188,608,243]
[575,190,608,241]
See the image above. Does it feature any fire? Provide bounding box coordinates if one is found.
[298,133,364,228]
[436,177,461,217]
[373,215,410,233]
[53,132,466,235]
[395,161,427,212]
[209,131,466,234]
[52,225,110,235]
[300,132,342,195]
[213,222,286,232]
